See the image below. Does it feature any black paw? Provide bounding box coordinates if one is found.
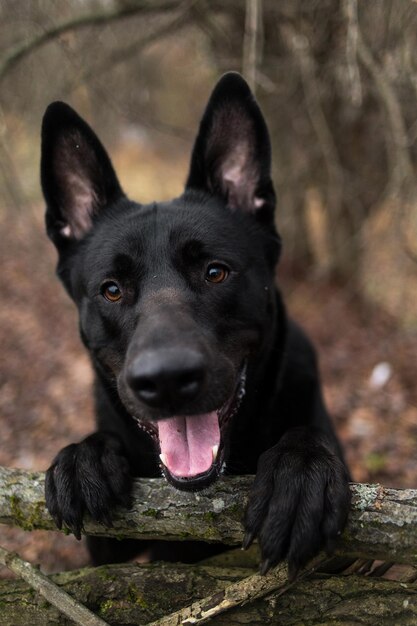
[243,428,351,578]
[45,432,132,539]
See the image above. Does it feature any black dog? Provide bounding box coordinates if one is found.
[42,73,350,576]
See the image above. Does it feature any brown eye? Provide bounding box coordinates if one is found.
[205,263,229,284]
[101,281,122,302]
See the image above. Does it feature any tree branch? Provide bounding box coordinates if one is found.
[281,24,344,218]
[0,545,109,626]
[0,0,182,84]
[146,553,327,626]
[280,24,351,275]
[354,15,417,262]
[355,15,413,187]
[242,0,263,94]
[0,467,417,566]
[0,559,417,625]
[344,0,363,106]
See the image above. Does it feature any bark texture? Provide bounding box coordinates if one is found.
[1,468,417,565]
[0,546,109,626]
[0,561,416,626]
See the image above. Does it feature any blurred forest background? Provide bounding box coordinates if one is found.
[0,0,417,574]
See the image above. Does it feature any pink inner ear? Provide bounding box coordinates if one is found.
[207,105,266,214]
[62,172,96,239]
[54,133,98,239]
[221,141,261,213]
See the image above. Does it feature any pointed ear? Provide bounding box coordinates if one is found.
[186,72,275,221]
[41,102,124,246]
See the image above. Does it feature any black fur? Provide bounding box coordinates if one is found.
[41,72,350,575]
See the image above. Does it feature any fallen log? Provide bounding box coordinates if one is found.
[0,467,417,565]
[0,560,416,625]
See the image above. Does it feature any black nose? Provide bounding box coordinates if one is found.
[126,348,206,410]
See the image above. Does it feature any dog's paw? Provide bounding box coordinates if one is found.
[45,432,132,539]
[243,428,351,578]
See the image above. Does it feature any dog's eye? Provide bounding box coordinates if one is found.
[101,281,122,302]
[205,263,229,284]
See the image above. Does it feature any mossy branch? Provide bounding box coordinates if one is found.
[0,545,109,626]
[0,560,417,625]
[1,467,417,565]
[146,553,328,626]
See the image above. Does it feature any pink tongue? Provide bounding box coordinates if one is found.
[158,412,220,478]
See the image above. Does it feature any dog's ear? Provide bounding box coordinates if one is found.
[41,102,124,246]
[186,72,275,222]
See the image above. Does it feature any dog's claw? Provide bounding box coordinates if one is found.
[44,433,132,539]
[242,531,255,550]
[244,429,351,578]
[52,514,62,530]
[288,562,299,582]
[72,525,82,541]
[259,558,272,575]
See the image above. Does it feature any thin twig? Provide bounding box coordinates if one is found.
[344,0,362,106]
[242,0,263,94]
[0,545,109,626]
[281,24,344,219]
[281,24,348,274]
[355,19,417,262]
[146,554,328,626]
[356,24,413,185]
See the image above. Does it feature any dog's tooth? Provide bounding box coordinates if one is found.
[159,453,167,466]
[212,445,219,461]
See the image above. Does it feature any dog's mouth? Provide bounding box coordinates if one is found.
[133,363,247,491]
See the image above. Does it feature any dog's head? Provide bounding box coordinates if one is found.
[41,73,281,490]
